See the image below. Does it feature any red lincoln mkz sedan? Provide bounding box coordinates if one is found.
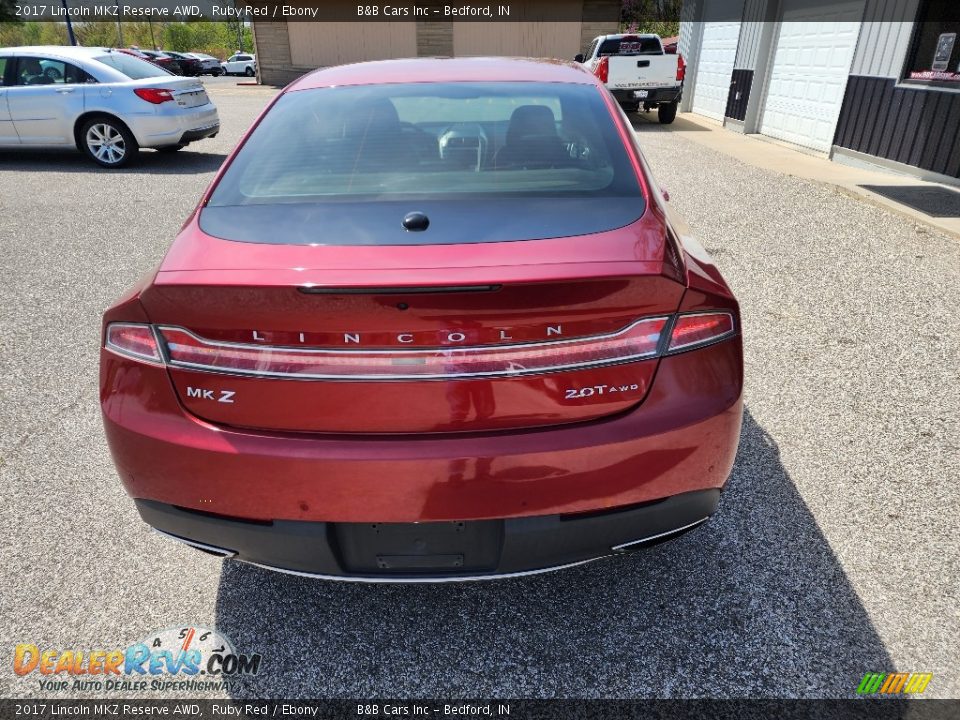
[100,58,743,581]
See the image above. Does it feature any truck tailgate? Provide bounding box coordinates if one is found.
[608,55,678,90]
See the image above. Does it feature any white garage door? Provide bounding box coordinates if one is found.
[692,17,742,121]
[759,1,864,152]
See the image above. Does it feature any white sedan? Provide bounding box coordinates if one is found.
[0,45,220,167]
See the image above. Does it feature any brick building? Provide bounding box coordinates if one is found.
[252,0,621,86]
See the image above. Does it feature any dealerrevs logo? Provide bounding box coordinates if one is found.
[13,626,261,692]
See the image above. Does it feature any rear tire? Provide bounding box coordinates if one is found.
[80,116,138,168]
[658,101,678,124]
[244,66,255,77]
[212,68,223,77]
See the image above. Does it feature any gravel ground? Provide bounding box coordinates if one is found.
[0,86,957,700]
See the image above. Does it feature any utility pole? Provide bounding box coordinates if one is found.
[148,18,157,50]
[60,0,77,45]
[116,1,123,46]
[233,0,243,51]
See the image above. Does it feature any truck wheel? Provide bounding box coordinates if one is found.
[245,67,255,77]
[658,102,678,125]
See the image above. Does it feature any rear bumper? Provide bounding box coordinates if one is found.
[127,105,220,148]
[102,338,742,577]
[137,488,719,581]
[178,123,220,144]
[612,87,682,106]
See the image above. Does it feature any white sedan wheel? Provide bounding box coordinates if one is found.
[86,123,126,165]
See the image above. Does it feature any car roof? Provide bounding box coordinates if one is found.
[289,57,597,92]
[1,45,115,57]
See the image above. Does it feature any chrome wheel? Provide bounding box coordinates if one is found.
[86,123,126,165]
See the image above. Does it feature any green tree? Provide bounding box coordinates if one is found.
[163,21,193,50]
[75,22,123,48]
[0,0,18,23]
[621,0,682,36]
[0,20,252,59]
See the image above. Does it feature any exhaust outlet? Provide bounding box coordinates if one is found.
[154,529,237,558]
[611,517,709,553]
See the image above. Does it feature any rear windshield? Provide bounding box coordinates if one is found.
[93,53,171,79]
[203,81,644,246]
[598,37,663,55]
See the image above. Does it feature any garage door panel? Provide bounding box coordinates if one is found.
[759,1,864,152]
[692,15,742,121]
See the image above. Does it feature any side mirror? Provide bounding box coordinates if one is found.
[574,53,585,63]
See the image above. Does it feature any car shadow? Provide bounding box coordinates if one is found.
[628,113,711,133]
[213,409,891,698]
[0,148,227,175]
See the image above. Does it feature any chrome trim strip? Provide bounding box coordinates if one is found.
[158,517,712,581]
[157,318,668,381]
[242,557,603,584]
[610,517,709,552]
[159,318,669,355]
[298,284,502,295]
[165,354,656,381]
[154,529,237,558]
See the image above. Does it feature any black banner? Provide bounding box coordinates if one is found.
[3,700,960,720]
[7,0,960,24]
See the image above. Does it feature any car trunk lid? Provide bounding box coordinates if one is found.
[129,76,210,107]
[140,220,685,434]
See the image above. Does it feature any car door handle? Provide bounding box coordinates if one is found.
[56,88,76,94]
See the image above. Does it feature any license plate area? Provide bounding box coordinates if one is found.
[334,520,503,575]
[634,90,649,98]
[176,90,208,108]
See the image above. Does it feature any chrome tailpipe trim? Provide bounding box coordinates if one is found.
[154,529,237,558]
[611,517,709,553]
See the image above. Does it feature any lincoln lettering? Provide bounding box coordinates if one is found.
[250,326,563,345]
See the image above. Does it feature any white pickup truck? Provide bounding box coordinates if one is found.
[576,34,685,124]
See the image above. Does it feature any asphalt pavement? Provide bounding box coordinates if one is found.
[0,84,957,700]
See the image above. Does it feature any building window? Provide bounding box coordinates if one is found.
[903,1,960,86]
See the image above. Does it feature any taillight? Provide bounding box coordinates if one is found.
[677,53,686,82]
[105,314,737,378]
[594,56,609,84]
[157,318,669,380]
[134,88,174,104]
[667,312,734,353]
[105,323,162,364]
